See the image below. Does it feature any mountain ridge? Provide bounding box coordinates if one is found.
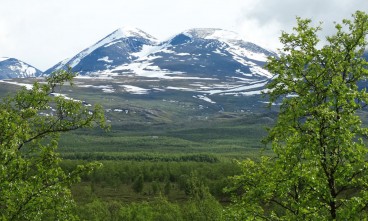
[0,27,277,99]
[45,27,276,81]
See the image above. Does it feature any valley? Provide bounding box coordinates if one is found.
[0,75,276,155]
[0,74,278,220]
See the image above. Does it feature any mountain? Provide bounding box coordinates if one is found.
[45,27,158,75]
[46,28,277,96]
[0,28,280,119]
[152,28,274,79]
[0,57,43,79]
[112,28,275,80]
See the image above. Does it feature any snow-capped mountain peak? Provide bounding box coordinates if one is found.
[164,28,274,64]
[114,27,158,42]
[45,27,158,75]
[0,58,42,79]
[45,27,277,88]
[67,27,149,68]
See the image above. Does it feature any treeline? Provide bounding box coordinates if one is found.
[61,153,219,163]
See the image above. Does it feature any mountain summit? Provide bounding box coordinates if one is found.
[147,28,276,80]
[0,57,42,79]
[45,27,158,75]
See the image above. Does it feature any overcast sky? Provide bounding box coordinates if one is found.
[0,0,367,71]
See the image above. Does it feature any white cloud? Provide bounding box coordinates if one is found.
[236,0,368,50]
[0,19,15,53]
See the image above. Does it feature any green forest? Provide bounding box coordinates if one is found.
[1,11,368,221]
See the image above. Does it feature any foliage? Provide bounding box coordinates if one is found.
[182,172,223,221]
[76,193,222,221]
[64,159,240,202]
[62,152,219,163]
[118,196,183,221]
[228,11,368,220]
[0,69,107,220]
[132,174,144,193]
[77,198,110,221]
[164,180,171,195]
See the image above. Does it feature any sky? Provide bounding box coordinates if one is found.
[0,0,367,71]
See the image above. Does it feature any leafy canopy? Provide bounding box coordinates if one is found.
[0,69,107,220]
[228,11,368,220]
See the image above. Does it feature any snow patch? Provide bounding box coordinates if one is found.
[223,90,263,96]
[204,29,244,41]
[286,94,299,98]
[193,95,216,104]
[131,44,176,62]
[78,84,115,93]
[213,49,227,56]
[75,75,114,80]
[259,101,280,106]
[249,66,272,78]
[132,45,165,59]
[97,56,113,63]
[201,80,268,95]
[110,62,217,80]
[120,85,150,94]
[50,93,81,102]
[166,86,195,92]
[177,53,190,56]
[104,40,122,48]
[0,80,33,90]
[102,88,115,93]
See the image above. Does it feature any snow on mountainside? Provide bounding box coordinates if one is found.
[100,28,276,95]
[45,27,277,97]
[181,28,272,63]
[140,28,275,79]
[45,27,158,75]
[0,57,43,79]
